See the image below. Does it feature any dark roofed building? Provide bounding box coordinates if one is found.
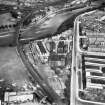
[57,41,65,54]
[48,51,66,69]
[48,51,59,61]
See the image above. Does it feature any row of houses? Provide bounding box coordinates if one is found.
[4,91,34,105]
[81,54,105,90]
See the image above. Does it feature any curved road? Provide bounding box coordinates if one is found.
[0,4,101,46]
[0,4,103,105]
[17,5,102,105]
[17,44,62,104]
[19,5,101,43]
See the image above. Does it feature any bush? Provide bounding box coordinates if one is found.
[79,88,105,103]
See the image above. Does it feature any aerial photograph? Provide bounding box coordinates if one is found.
[0,0,105,105]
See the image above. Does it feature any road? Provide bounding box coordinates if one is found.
[70,17,77,105]
[17,5,102,105]
[17,44,63,104]
[0,4,101,46]
[71,11,105,105]
[19,5,100,43]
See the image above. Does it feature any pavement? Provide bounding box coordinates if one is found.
[71,11,105,105]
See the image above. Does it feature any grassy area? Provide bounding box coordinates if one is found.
[0,47,29,88]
